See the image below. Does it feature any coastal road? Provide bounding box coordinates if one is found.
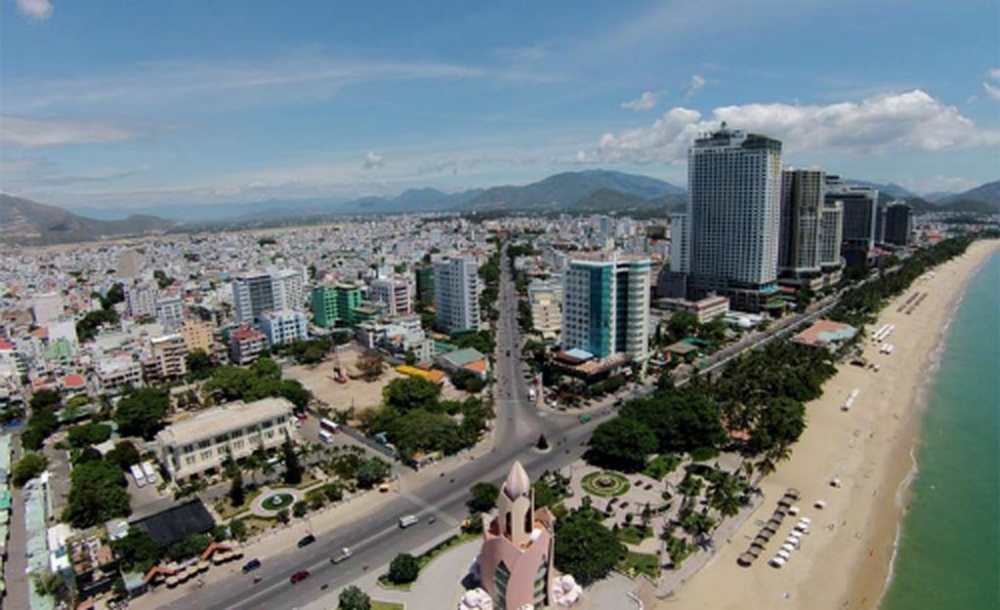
[176,243,594,610]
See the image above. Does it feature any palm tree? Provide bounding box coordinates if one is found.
[754,454,776,487]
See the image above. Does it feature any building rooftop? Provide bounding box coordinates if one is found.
[792,319,858,348]
[439,347,486,367]
[156,397,294,446]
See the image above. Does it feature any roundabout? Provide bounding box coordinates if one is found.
[249,488,303,517]
[581,471,631,497]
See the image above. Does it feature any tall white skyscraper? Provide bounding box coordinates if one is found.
[686,125,783,312]
[819,201,844,270]
[779,167,825,278]
[433,257,480,333]
[562,253,650,361]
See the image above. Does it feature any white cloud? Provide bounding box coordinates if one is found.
[16,0,52,21]
[0,115,146,148]
[685,74,706,99]
[621,91,660,111]
[983,68,1000,101]
[589,90,1000,164]
[363,151,384,170]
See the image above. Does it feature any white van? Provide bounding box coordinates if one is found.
[319,430,335,444]
[398,515,419,528]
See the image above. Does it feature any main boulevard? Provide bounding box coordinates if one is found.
[168,245,604,610]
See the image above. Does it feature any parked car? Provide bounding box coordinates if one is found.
[290,570,310,584]
[241,558,262,574]
[330,547,353,564]
[297,534,316,548]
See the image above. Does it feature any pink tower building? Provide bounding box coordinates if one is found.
[477,461,555,610]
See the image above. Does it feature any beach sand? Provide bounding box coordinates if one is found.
[660,239,1000,610]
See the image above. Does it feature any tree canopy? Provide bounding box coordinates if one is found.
[112,529,159,572]
[13,452,48,487]
[467,482,500,513]
[63,459,131,528]
[387,553,420,585]
[115,388,169,440]
[338,586,371,610]
[382,377,441,412]
[554,509,625,586]
[586,417,657,473]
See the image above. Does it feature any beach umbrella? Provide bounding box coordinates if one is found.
[787,488,801,499]
[751,539,767,549]
[781,543,795,552]
[790,531,803,539]
[775,505,789,516]
[788,506,800,516]
[763,524,778,534]
[166,576,179,588]
[770,557,786,568]
[197,561,209,573]
[768,518,783,528]
[814,500,827,509]
[232,549,244,559]
[800,517,812,524]
[738,552,754,566]
[748,545,763,558]
[778,497,792,508]
[777,549,792,560]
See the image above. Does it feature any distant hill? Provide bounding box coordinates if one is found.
[466,170,684,212]
[846,179,918,199]
[941,181,1000,212]
[0,194,181,245]
[335,187,484,214]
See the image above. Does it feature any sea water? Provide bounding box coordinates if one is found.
[881,249,1000,610]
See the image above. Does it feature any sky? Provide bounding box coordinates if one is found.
[1,0,998,212]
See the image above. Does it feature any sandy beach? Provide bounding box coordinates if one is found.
[661,239,1000,610]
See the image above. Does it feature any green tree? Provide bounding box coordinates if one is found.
[229,470,245,507]
[357,349,385,381]
[63,459,131,528]
[355,458,390,489]
[667,310,699,341]
[338,585,371,610]
[587,417,657,473]
[382,377,441,412]
[115,388,170,440]
[279,379,311,410]
[282,438,303,485]
[554,511,625,586]
[105,441,141,470]
[67,422,112,448]
[13,452,49,487]
[111,529,159,572]
[292,500,308,518]
[536,434,549,450]
[450,369,486,393]
[229,518,248,541]
[186,349,215,381]
[387,553,420,585]
[467,482,500,513]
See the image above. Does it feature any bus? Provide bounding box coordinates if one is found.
[141,461,158,485]
[319,430,335,444]
[130,464,146,488]
[320,418,340,433]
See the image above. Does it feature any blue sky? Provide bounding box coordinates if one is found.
[1,0,998,211]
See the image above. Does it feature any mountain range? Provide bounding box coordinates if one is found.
[2,172,997,245]
[0,194,182,246]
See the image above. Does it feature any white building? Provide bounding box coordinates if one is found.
[370,278,414,317]
[146,334,188,381]
[232,269,305,324]
[156,296,184,326]
[686,125,783,312]
[562,253,651,361]
[528,278,563,341]
[125,284,158,319]
[32,292,64,325]
[668,213,689,274]
[95,355,143,393]
[258,309,309,347]
[155,397,298,482]
[820,200,844,270]
[434,256,480,333]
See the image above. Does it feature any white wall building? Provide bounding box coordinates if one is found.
[686,126,783,312]
[32,292,64,325]
[125,283,158,319]
[232,269,305,324]
[156,296,184,326]
[434,256,480,333]
[370,278,414,317]
[156,397,298,482]
[258,309,309,347]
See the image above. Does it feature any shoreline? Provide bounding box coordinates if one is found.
[660,239,1000,610]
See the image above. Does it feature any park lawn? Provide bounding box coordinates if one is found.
[643,454,681,481]
[372,602,405,610]
[619,551,661,579]
[615,525,653,545]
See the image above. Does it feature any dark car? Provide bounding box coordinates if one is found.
[290,570,310,584]
[241,558,262,574]
[297,534,316,548]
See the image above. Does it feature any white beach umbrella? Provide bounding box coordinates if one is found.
[777,549,792,560]
[770,557,786,568]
